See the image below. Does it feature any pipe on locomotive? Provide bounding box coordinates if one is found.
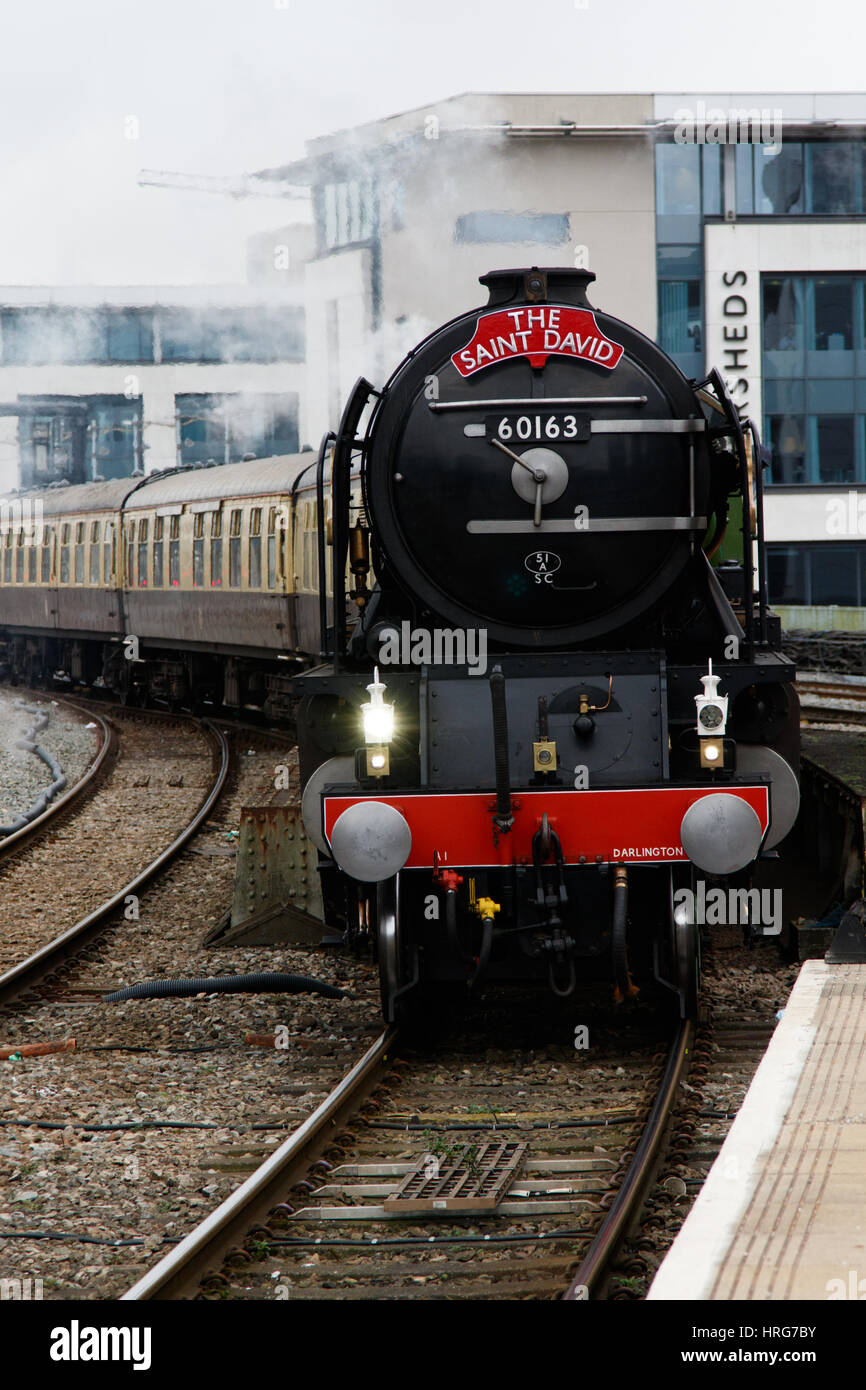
[488,665,513,832]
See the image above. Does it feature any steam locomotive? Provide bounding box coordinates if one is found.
[296,266,800,1022]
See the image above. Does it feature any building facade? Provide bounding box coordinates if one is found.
[0,286,305,494]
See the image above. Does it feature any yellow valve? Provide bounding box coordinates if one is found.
[474,897,500,922]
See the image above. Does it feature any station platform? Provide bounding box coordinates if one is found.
[649,960,866,1300]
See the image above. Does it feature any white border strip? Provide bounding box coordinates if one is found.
[648,961,828,1300]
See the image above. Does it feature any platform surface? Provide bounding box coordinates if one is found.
[649,961,866,1300]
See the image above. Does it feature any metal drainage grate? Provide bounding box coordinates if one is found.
[383,1141,528,1213]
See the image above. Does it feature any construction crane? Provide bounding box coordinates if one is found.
[138,169,308,200]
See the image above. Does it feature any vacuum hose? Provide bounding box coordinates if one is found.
[103,972,348,1003]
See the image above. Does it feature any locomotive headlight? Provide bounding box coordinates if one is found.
[700,737,724,768]
[361,668,394,745]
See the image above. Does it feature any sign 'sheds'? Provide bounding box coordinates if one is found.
[451,305,624,377]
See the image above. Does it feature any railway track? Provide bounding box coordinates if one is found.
[119,999,694,1302]
[796,670,866,724]
[0,707,229,1006]
[0,706,377,1300]
[0,699,113,866]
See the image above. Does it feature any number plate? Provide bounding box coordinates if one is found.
[486,412,591,444]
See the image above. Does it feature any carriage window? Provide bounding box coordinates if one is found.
[210,510,222,587]
[75,521,85,583]
[89,520,101,583]
[27,542,36,582]
[15,533,24,583]
[103,521,113,585]
[61,522,70,584]
[153,516,163,588]
[267,507,277,589]
[137,517,148,587]
[126,522,134,585]
[169,515,180,586]
[229,508,242,588]
[192,512,205,587]
[42,527,52,583]
[3,536,11,585]
[249,507,262,589]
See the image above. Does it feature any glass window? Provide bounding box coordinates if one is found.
[177,393,299,466]
[162,309,304,365]
[249,507,262,589]
[324,183,337,248]
[267,507,277,589]
[15,538,24,583]
[767,546,808,603]
[318,179,375,251]
[656,144,701,214]
[658,281,702,355]
[210,510,222,587]
[811,278,854,351]
[137,517,148,586]
[454,212,570,245]
[701,145,722,215]
[735,144,754,215]
[89,520,100,583]
[41,528,51,583]
[0,308,153,366]
[61,522,70,583]
[763,278,805,353]
[811,545,859,603]
[815,415,856,482]
[169,515,180,587]
[655,244,703,279]
[90,401,141,479]
[74,521,85,583]
[103,521,113,585]
[105,310,153,362]
[152,516,163,588]
[126,523,134,586]
[3,544,10,584]
[756,143,804,215]
[806,142,862,215]
[192,512,205,588]
[27,545,36,582]
[229,509,242,588]
[765,415,807,484]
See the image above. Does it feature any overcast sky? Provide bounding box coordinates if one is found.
[1,0,863,285]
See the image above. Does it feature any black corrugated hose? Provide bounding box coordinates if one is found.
[103,973,349,1003]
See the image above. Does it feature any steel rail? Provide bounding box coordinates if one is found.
[563,1018,693,1300]
[0,703,114,859]
[122,1026,399,1300]
[0,717,229,1006]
